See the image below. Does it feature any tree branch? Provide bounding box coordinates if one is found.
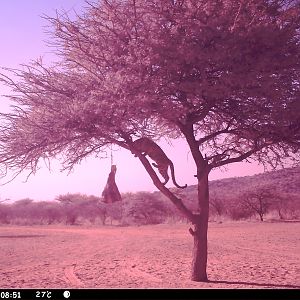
[123,138,196,223]
[137,153,196,223]
[196,118,235,145]
[211,147,260,169]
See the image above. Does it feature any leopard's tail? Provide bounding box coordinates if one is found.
[169,161,187,189]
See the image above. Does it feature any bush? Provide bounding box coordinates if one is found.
[0,204,11,224]
[56,193,105,225]
[121,192,169,225]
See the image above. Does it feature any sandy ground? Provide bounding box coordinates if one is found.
[0,221,299,289]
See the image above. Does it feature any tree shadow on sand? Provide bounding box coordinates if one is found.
[209,279,300,289]
[0,235,46,238]
[267,219,300,223]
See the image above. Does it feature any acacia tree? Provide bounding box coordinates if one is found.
[0,0,299,282]
[241,186,273,221]
[209,191,225,217]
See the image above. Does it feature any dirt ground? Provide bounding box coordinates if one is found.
[0,221,299,289]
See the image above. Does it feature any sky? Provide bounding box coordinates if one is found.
[0,1,266,202]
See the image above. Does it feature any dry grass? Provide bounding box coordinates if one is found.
[0,221,299,289]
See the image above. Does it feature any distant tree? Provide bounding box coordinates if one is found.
[289,196,300,219]
[56,194,82,225]
[56,193,88,204]
[10,198,36,224]
[241,187,273,221]
[275,193,300,220]
[122,192,168,225]
[105,201,122,225]
[151,192,184,223]
[0,203,10,224]
[227,198,253,220]
[35,201,62,224]
[0,0,300,281]
[209,191,225,217]
[271,192,289,220]
[13,198,34,206]
[56,193,107,225]
[80,195,107,224]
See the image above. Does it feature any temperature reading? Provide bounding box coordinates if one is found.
[36,291,51,299]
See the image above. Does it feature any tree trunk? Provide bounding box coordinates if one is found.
[191,172,209,282]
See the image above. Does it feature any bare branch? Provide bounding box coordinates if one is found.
[210,147,260,169]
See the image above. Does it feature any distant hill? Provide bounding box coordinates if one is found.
[160,166,300,209]
[209,165,299,194]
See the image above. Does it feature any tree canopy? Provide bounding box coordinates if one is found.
[0,0,299,180]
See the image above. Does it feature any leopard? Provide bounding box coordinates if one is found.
[132,137,187,189]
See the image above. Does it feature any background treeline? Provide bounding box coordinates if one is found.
[0,167,299,226]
